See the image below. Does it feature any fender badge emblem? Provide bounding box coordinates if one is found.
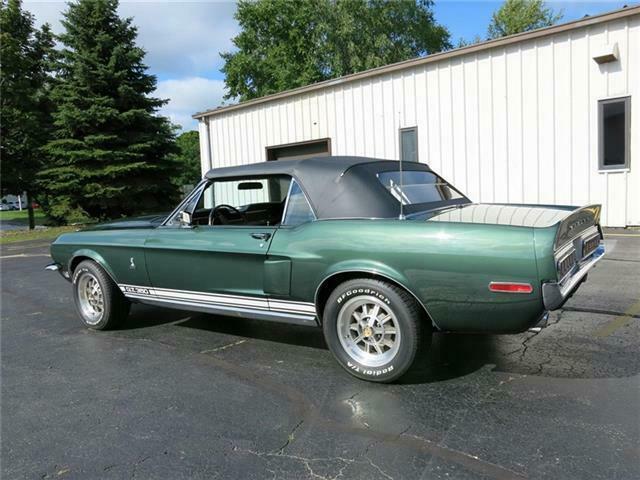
[130,257,136,270]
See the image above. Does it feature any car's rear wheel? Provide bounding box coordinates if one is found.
[72,260,130,330]
[322,278,428,382]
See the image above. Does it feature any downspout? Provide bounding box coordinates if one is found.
[198,118,213,176]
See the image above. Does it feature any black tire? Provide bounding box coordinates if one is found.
[322,279,429,383]
[72,260,130,330]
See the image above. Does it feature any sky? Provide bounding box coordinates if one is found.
[24,0,632,132]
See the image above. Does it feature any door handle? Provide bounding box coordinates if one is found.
[251,232,272,241]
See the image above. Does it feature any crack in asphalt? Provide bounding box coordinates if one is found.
[562,306,640,319]
[123,331,526,479]
[235,446,397,480]
[130,455,151,479]
[275,419,305,454]
[234,447,356,480]
[601,257,640,264]
[199,339,247,354]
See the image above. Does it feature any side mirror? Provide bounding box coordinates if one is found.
[179,210,192,227]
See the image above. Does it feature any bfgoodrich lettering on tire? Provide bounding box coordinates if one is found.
[322,279,428,382]
[72,260,130,330]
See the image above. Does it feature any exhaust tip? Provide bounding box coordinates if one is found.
[528,312,549,332]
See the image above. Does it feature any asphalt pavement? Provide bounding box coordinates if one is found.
[1,233,639,479]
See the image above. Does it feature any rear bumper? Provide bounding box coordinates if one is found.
[542,244,605,310]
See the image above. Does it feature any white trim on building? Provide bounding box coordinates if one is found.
[195,6,640,227]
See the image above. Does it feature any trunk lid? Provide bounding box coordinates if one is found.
[425,203,601,238]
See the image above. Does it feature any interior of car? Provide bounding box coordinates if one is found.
[191,199,286,226]
[189,175,290,227]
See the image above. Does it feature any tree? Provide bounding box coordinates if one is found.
[488,0,562,39]
[456,35,484,49]
[39,0,179,223]
[0,0,56,229]
[222,0,451,101]
[172,131,201,191]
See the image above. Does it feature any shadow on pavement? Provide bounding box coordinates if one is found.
[122,304,640,384]
[176,313,328,350]
[120,304,193,330]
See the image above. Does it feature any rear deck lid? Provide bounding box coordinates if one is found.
[424,203,600,231]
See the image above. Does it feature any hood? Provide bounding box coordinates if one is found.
[84,213,168,231]
[424,203,592,228]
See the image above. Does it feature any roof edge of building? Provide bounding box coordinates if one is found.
[193,5,640,120]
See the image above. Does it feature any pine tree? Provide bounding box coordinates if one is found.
[172,130,201,191]
[39,0,178,222]
[0,0,55,229]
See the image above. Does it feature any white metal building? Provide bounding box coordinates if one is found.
[194,6,639,227]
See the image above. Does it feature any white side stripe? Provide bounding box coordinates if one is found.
[118,284,316,316]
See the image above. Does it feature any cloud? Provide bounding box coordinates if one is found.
[155,77,227,131]
[24,1,238,130]
[118,1,239,79]
[25,1,239,79]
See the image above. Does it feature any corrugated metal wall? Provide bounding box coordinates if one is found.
[200,14,639,227]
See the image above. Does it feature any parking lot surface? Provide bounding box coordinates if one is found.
[1,233,639,479]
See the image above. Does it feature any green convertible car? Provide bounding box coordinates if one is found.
[47,156,605,382]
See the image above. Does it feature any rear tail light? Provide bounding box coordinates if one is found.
[556,249,576,281]
[488,282,533,294]
[582,233,600,258]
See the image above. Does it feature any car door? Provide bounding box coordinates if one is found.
[143,176,288,311]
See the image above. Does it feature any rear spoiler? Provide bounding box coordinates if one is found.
[554,204,602,249]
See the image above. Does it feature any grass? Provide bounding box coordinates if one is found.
[0,209,89,244]
[0,209,46,226]
[0,225,81,245]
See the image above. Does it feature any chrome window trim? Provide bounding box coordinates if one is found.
[280,178,317,227]
[162,179,209,227]
[279,178,295,226]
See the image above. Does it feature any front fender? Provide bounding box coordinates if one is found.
[68,249,119,284]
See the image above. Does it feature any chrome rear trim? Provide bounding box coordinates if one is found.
[543,244,605,310]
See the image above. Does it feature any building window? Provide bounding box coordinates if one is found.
[599,97,630,170]
[266,138,330,161]
[399,127,418,163]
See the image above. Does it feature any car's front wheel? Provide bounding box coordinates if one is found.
[322,279,428,382]
[72,260,130,330]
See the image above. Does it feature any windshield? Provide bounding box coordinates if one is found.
[376,170,464,206]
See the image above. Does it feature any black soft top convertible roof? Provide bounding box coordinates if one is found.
[204,156,460,219]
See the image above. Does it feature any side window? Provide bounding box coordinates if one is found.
[193,175,289,226]
[283,181,315,226]
[165,182,207,226]
[599,97,630,170]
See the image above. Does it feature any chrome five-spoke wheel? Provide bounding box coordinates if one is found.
[336,296,401,368]
[77,272,104,325]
